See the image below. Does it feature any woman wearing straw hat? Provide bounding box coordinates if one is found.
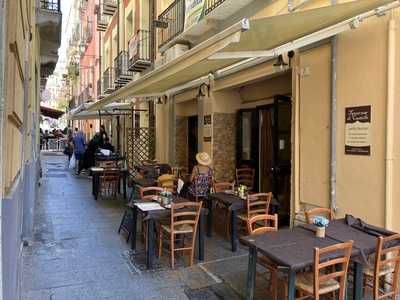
[188,152,213,200]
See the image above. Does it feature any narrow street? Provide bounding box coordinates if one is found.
[21,154,270,300]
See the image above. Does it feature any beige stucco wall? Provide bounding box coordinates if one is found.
[298,44,331,208]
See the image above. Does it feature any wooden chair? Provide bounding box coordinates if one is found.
[236,168,255,191]
[158,201,202,269]
[248,214,280,300]
[213,181,235,193]
[238,193,272,223]
[157,174,176,193]
[139,186,163,201]
[363,233,400,300]
[305,207,334,224]
[99,170,120,198]
[296,241,353,300]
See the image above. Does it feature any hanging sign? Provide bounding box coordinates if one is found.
[184,0,206,31]
[345,105,371,155]
[128,33,139,60]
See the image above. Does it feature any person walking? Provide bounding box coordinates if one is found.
[63,129,74,162]
[73,128,86,175]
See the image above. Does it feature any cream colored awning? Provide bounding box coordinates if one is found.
[69,102,133,120]
[89,0,398,111]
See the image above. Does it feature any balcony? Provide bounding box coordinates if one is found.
[157,0,255,51]
[103,67,115,94]
[96,5,109,32]
[114,51,133,86]
[157,0,185,50]
[128,30,152,73]
[84,21,93,43]
[102,0,117,16]
[37,0,62,77]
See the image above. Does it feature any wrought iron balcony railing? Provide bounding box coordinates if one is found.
[103,67,115,94]
[96,5,109,32]
[114,51,133,86]
[40,0,61,12]
[157,0,185,49]
[204,0,227,15]
[102,0,117,16]
[128,30,152,73]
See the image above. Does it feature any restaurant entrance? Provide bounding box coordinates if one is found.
[238,95,292,225]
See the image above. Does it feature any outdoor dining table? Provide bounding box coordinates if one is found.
[240,218,396,300]
[208,192,279,252]
[129,197,208,269]
[90,167,129,200]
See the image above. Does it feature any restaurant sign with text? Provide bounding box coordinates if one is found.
[184,0,206,31]
[345,105,371,155]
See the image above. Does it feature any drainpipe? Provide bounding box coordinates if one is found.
[330,0,337,212]
[385,18,396,230]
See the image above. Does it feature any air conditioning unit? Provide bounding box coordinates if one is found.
[164,44,189,63]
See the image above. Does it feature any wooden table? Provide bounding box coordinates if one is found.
[240,218,395,300]
[208,192,279,252]
[130,197,208,269]
[91,167,129,200]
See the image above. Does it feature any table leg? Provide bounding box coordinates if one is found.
[353,262,364,300]
[287,270,296,300]
[94,174,99,200]
[231,210,238,252]
[245,247,257,300]
[206,198,213,237]
[146,218,155,269]
[131,206,138,251]
[198,210,205,261]
[122,174,127,201]
[92,174,95,195]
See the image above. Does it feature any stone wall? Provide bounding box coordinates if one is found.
[175,116,188,169]
[213,113,236,182]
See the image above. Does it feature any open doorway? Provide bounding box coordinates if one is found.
[237,95,292,226]
[188,116,198,172]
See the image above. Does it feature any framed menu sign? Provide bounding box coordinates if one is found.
[345,105,371,155]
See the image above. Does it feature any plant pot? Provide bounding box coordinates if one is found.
[316,226,326,238]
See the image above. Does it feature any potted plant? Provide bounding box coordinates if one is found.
[312,216,329,238]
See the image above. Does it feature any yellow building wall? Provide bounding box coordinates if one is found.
[298,44,331,208]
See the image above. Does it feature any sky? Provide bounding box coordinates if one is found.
[54,0,74,74]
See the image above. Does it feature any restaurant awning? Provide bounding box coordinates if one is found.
[40,105,65,119]
[88,0,398,112]
[69,102,133,120]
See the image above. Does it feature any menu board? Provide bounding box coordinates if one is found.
[345,105,371,155]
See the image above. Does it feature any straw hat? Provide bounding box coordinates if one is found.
[196,152,212,166]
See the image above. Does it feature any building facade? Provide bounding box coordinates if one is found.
[71,0,400,232]
[0,0,62,299]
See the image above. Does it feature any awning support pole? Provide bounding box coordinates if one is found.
[330,1,337,212]
[385,17,397,230]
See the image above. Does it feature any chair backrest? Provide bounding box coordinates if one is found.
[313,241,353,299]
[372,233,400,299]
[100,169,120,197]
[213,181,235,193]
[305,207,334,224]
[236,168,255,190]
[139,186,164,201]
[170,201,202,235]
[246,193,272,219]
[98,160,118,168]
[158,174,176,192]
[247,214,278,235]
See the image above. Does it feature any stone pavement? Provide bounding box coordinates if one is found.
[22,153,275,300]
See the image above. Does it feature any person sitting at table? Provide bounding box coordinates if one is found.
[101,137,114,153]
[188,152,213,201]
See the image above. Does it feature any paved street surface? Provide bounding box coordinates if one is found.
[22,153,275,300]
